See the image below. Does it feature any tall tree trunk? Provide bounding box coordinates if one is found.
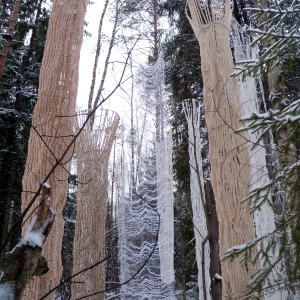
[71,110,119,300]
[92,0,120,113]
[186,0,258,297]
[205,181,222,300]
[87,0,110,113]
[20,0,89,299]
[110,138,116,286]
[0,0,21,81]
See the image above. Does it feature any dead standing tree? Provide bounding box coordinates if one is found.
[20,0,89,299]
[186,0,258,298]
[71,109,119,300]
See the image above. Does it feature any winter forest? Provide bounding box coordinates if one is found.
[0,0,300,299]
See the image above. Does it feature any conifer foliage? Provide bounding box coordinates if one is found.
[0,0,50,252]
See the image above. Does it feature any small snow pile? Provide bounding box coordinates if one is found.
[17,215,44,248]
[215,273,222,280]
[0,282,15,300]
[43,182,50,189]
[17,208,55,248]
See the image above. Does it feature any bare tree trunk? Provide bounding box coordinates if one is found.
[153,0,158,59]
[186,1,258,297]
[110,138,116,285]
[20,1,89,299]
[87,0,110,113]
[205,181,222,300]
[92,0,120,112]
[178,193,186,300]
[0,0,21,82]
[71,110,119,300]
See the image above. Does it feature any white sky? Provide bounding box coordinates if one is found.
[77,1,150,123]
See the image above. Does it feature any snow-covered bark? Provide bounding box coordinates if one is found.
[230,17,289,300]
[156,132,174,285]
[138,52,175,286]
[118,52,175,299]
[183,100,210,300]
[0,184,54,300]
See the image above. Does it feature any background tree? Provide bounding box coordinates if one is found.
[161,0,222,298]
[224,1,300,297]
[0,0,50,253]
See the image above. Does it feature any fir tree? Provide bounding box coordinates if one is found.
[0,0,50,251]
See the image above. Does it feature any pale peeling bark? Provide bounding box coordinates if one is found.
[186,1,258,298]
[20,0,89,299]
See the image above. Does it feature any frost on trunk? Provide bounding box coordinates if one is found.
[138,52,175,286]
[231,17,277,241]
[117,52,175,299]
[183,100,210,300]
[186,0,258,298]
[71,110,119,300]
[117,148,175,300]
[231,18,288,300]
[20,0,89,299]
[156,132,174,284]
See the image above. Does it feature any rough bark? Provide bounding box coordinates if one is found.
[186,0,258,297]
[71,110,119,300]
[20,0,89,299]
[0,184,54,300]
[205,180,222,300]
[0,0,21,81]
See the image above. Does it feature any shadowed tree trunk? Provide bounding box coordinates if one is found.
[0,184,54,300]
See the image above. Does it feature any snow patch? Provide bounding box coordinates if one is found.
[0,282,15,300]
[43,182,50,189]
[18,231,45,248]
[16,209,55,248]
[215,273,222,280]
[0,271,4,281]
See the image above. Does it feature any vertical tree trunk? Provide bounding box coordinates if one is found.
[110,139,116,285]
[153,0,158,59]
[20,0,89,299]
[186,1,258,298]
[71,110,119,300]
[205,181,222,300]
[0,0,21,81]
[179,193,186,300]
[92,0,120,113]
[87,0,110,113]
